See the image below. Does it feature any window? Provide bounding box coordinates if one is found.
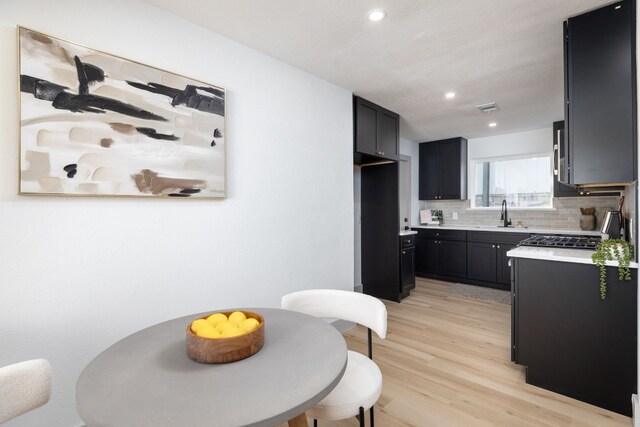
[471,154,553,208]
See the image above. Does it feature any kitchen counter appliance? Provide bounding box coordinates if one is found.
[518,235,600,250]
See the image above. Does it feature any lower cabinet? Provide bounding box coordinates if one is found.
[400,235,416,299]
[440,240,467,278]
[466,232,529,290]
[415,228,529,290]
[512,257,637,416]
[467,242,497,283]
[415,229,466,279]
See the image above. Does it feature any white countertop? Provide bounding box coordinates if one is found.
[399,230,418,236]
[412,224,601,236]
[507,246,639,268]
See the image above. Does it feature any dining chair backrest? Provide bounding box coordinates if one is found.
[0,359,52,424]
[281,289,387,339]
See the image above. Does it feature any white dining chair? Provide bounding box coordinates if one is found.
[0,359,52,424]
[281,289,387,427]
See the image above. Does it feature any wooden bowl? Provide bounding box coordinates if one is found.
[186,311,265,364]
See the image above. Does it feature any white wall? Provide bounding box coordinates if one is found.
[0,1,354,426]
[354,166,362,290]
[468,126,553,160]
[400,138,420,225]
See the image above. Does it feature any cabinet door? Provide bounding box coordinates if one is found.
[467,241,496,283]
[440,240,467,278]
[378,110,399,161]
[438,139,463,199]
[400,246,415,291]
[354,98,378,157]
[415,238,439,275]
[415,238,428,275]
[419,142,439,200]
[496,244,515,286]
[567,1,635,184]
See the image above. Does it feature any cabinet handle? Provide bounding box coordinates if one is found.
[492,245,496,248]
[381,151,384,156]
[553,142,560,176]
[554,136,560,176]
[402,251,406,254]
[497,245,501,249]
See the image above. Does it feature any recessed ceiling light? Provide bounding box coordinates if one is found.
[489,122,497,127]
[445,92,456,99]
[367,9,386,22]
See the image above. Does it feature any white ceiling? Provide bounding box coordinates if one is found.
[143,0,612,141]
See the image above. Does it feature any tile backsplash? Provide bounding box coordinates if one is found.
[419,196,620,231]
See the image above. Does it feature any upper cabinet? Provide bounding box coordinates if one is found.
[418,137,467,200]
[354,96,399,164]
[563,0,636,187]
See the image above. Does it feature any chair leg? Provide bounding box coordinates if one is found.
[313,419,317,427]
[370,405,374,427]
[359,406,365,427]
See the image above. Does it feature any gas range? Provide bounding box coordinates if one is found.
[518,234,601,250]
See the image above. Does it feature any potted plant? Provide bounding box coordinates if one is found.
[591,239,634,300]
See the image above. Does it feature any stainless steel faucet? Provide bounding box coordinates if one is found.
[500,199,512,227]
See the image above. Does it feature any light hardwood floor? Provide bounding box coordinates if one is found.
[283,277,632,427]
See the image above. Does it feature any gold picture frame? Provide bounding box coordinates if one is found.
[18,26,226,199]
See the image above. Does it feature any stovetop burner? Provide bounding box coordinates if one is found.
[518,235,601,250]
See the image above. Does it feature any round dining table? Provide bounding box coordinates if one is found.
[76,308,348,427]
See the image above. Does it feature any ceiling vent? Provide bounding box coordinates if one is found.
[476,102,498,113]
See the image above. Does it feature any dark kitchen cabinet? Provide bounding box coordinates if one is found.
[439,241,467,278]
[467,232,529,290]
[354,96,399,165]
[400,235,416,299]
[563,0,636,186]
[495,245,514,285]
[553,121,618,197]
[467,242,497,283]
[512,257,637,416]
[419,138,467,200]
[361,162,400,302]
[414,229,466,279]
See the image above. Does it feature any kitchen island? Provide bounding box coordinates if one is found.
[508,247,637,416]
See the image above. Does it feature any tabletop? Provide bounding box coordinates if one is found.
[76,308,348,427]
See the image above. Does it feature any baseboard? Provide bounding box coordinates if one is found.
[633,394,639,427]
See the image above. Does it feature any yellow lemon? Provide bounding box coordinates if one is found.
[206,312,227,326]
[190,319,211,333]
[216,321,237,333]
[196,326,221,339]
[228,311,247,325]
[220,327,244,338]
[239,318,260,333]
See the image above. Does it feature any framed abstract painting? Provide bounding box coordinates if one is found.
[18,27,226,198]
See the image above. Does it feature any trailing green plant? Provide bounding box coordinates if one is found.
[591,239,634,300]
